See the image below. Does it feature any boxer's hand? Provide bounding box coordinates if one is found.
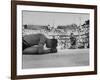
[44,44,50,50]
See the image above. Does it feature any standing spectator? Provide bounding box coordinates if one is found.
[70,33,76,49]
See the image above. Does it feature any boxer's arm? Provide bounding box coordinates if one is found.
[38,34,47,54]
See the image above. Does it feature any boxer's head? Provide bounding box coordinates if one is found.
[70,33,74,37]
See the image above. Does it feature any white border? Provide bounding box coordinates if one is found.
[17,5,94,75]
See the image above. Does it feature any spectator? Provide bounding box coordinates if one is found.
[70,33,76,49]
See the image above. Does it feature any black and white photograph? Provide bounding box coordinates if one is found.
[22,11,90,69]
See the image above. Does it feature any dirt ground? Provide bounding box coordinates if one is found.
[22,49,89,69]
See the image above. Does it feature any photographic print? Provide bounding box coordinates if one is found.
[22,11,90,69]
[11,1,97,79]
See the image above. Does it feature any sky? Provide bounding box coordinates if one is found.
[22,10,89,28]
